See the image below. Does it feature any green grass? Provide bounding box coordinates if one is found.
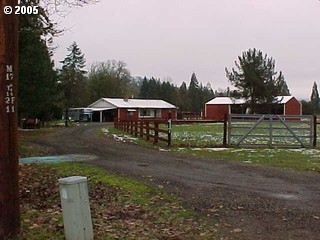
[105,123,223,148]
[20,162,218,239]
[171,123,223,146]
[53,162,153,206]
[106,123,320,173]
[174,147,320,172]
[18,128,218,239]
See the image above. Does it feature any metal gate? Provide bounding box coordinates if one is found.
[227,114,316,147]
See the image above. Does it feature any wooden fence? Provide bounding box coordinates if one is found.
[114,120,172,146]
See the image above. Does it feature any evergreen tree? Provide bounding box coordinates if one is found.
[188,72,202,112]
[301,100,313,115]
[138,77,162,99]
[275,72,290,96]
[160,81,177,104]
[18,0,60,121]
[225,48,286,113]
[59,42,87,126]
[310,82,320,114]
[139,77,150,98]
[176,82,189,111]
[202,82,215,105]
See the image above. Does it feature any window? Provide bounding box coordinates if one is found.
[127,109,136,116]
[139,109,161,118]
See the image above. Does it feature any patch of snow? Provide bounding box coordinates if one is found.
[205,148,229,151]
[101,128,109,134]
[159,148,171,152]
[178,148,186,151]
[191,148,203,151]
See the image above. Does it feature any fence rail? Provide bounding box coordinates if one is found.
[227,114,316,148]
[114,120,171,146]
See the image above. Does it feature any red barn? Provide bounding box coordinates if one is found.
[88,98,177,122]
[205,96,302,120]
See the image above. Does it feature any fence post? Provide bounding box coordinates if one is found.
[223,114,228,146]
[126,121,129,133]
[130,121,133,135]
[154,122,159,144]
[140,121,143,137]
[114,118,119,129]
[313,115,317,147]
[146,122,150,141]
[269,115,273,147]
[168,130,171,147]
[134,121,138,137]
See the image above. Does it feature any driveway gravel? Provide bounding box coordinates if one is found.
[33,123,320,240]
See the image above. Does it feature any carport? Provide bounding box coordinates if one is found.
[90,107,117,122]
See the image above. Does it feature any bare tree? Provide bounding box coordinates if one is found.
[41,0,100,16]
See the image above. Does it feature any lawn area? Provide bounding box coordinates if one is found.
[106,122,320,173]
[19,128,219,239]
[19,162,218,239]
[171,123,223,147]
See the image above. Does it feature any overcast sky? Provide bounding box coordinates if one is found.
[53,0,320,100]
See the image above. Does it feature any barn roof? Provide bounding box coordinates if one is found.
[276,96,294,104]
[205,97,245,105]
[88,98,177,109]
[206,96,296,105]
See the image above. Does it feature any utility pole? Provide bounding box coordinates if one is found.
[0,0,20,239]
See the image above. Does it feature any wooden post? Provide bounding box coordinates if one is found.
[0,1,21,238]
[154,122,159,144]
[134,121,138,137]
[146,122,150,141]
[313,115,317,147]
[126,121,129,132]
[167,113,172,147]
[223,114,228,146]
[65,108,68,127]
[140,121,143,137]
[130,121,133,135]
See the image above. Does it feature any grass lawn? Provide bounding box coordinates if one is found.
[106,123,320,173]
[19,128,219,239]
[20,162,218,239]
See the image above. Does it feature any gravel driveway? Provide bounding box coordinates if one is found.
[35,123,320,239]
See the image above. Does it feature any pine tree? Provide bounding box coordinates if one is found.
[225,48,285,113]
[139,77,150,98]
[176,82,189,111]
[18,0,60,121]
[275,71,290,96]
[310,82,320,114]
[188,72,202,113]
[59,42,87,126]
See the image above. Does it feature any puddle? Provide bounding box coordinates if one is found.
[19,154,98,164]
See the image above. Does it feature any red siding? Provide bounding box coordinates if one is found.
[161,109,177,120]
[205,104,229,121]
[118,108,177,121]
[205,97,301,120]
[284,98,302,115]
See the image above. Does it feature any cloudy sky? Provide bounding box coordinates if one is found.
[53,0,320,100]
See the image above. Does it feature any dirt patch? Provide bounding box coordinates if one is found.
[29,123,320,239]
